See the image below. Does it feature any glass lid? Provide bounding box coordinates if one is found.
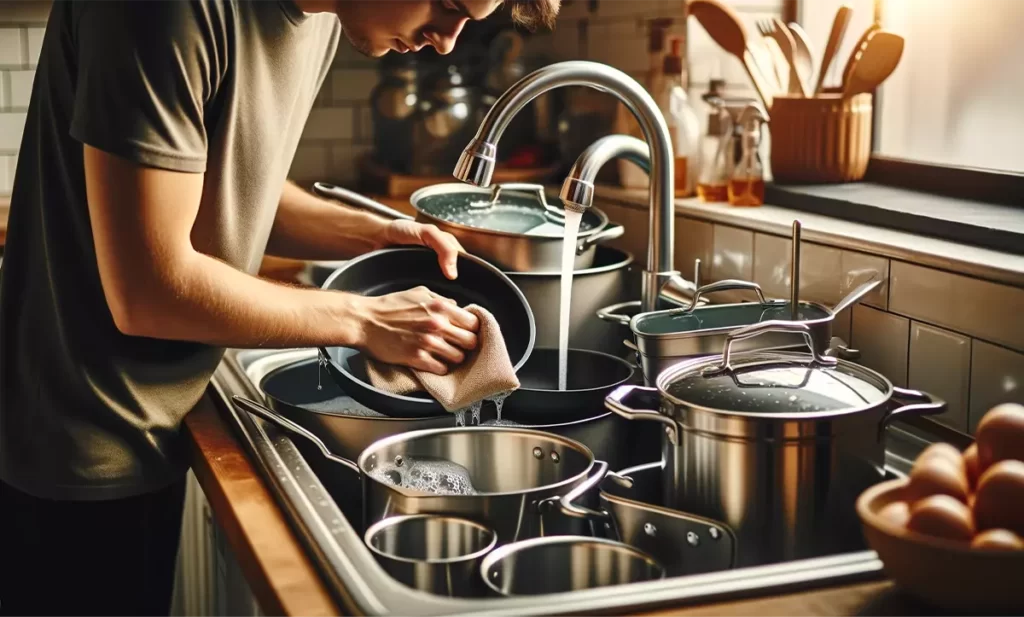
[634,302,833,336]
[410,183,602,237]
[661,321,890,416]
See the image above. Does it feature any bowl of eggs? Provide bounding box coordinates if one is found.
[856,403,1024,613]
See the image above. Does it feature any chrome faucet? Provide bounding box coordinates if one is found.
[453,60,677,313]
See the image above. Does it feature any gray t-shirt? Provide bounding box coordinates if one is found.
[0,0,340,500]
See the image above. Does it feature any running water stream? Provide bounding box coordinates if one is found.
[557,209,584,391]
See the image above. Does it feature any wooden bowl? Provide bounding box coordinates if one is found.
[856,478,1024,614]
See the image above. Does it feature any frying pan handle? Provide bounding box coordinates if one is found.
[577,223,625,253]
[542,460,633,521]
[881,387,947,433]
[671,279,769,313]
[312,182,415,222]
[596,301,637,326]
[232,395,360,473]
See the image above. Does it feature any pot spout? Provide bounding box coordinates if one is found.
[453,60,676,313]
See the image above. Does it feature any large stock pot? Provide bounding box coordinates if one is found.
[605,320,946,567]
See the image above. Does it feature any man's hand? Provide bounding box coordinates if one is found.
[350,286,480,375]
[384,220,465,280]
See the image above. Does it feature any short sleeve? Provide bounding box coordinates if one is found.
[69,1,227,173]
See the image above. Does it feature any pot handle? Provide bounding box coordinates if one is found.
[542,460,634,520]
[232,395,360,473]
[605,385,680,444]
[704,320,838,375]
[577,223,625,253]
[596,301,637,326]
[670,279,770,313]
[312,182,415,222]
[881,387,948,431]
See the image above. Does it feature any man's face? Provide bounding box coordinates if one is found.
[336,0,503,57]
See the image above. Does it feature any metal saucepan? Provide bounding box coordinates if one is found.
[318,246,536,418]
[593,461,737,577]
[257,351,637,473]
[312,181,624,272]
[233,396,632,543]
[364,514,497,598]
[605,320,946,567]
[479,535,665,596]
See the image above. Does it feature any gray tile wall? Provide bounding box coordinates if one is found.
[598,202,1024,437]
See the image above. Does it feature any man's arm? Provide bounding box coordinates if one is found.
[85,146,478,373]
[264,180,390,261]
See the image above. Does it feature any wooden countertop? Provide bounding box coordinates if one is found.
[185,391,939,617]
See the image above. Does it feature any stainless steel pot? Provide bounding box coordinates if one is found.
[233,396,631,545]
[480,535,665,596]
[505,246,636,356]
[311,182,624,272]
[604,320,947,567]
[364,514,496,597]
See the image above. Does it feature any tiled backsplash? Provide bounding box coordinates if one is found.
[0,17,44,195]
[598,199,1024,437]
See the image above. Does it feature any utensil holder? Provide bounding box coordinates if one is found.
[768,93,873,184]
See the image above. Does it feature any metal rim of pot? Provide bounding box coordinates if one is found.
[504,247,635,278]
[364,514,498,565]
[479,534,666,596]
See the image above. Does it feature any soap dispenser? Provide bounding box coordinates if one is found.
[697,80,730,202]
[728,103,770,207]
[656,36,701,198]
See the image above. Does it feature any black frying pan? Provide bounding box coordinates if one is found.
[318,247,536,418]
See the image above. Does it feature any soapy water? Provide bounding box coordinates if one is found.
[369,456,478,496]
[480,418,523,427]
[490,391,511,423]
[558,209,584,391]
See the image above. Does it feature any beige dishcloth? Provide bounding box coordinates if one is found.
[363,304,521,412]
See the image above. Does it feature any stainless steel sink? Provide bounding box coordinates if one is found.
[209,347,938,616]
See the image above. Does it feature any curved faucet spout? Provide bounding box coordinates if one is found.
[453,60,676,312]
[560,134,650,209]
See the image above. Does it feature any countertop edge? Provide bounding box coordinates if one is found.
[184,390,341,617]
[591,184,1024,288]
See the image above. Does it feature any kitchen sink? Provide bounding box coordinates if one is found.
[209,347,940,616]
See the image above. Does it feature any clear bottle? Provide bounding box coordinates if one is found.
[728,103,770,207]
[656,36,701,198]
[697,82,730,202]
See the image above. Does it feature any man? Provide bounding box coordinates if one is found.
[0,0,559,615]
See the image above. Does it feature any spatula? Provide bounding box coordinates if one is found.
[813,4,854,95]
[688,0,776,110]
[842,30,905,97]
[787,21,816,93]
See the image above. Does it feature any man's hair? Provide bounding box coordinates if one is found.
[504,0,561,31]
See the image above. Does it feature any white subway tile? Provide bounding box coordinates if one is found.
[851,304,909,388]
[889,261,1024,353]
[332,68,377,103]
[752,232,790,300]
[711,224,754,294]
[300,107,354,141]
[833,306,852,345]
[908,322,971,432]
[586,20,649,74]
[0,28,23,66]
[8,69,34,109]
[329,144,371,184]
[675,216,714,285]
[8,153,17,181]
[597,0,672,17]
[840,250,889,310]
[26,27,43,67]
[797,241,844,306]
[0,111,26,150]
[0,154,12,194]
[969,340,1024,433]
[356,105,373,144]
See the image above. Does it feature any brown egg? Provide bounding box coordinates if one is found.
[975,403,1024,473]
[907,455,970,503]
[971,528,1024,551]
[915,442,964,469]
[877,500,911,530]
[963,443,980,491]
[973,459,1024,536]
[907,494,976,542]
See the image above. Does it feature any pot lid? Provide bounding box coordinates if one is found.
[633,301,833,336]
[660,321,890,416]
[409,183,604,238]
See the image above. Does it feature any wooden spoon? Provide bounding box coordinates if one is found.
[787,21,816,91]
[840,23,881,90]
[688,0,776,110]
[842,30,905,97]
[814,4,854,95]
